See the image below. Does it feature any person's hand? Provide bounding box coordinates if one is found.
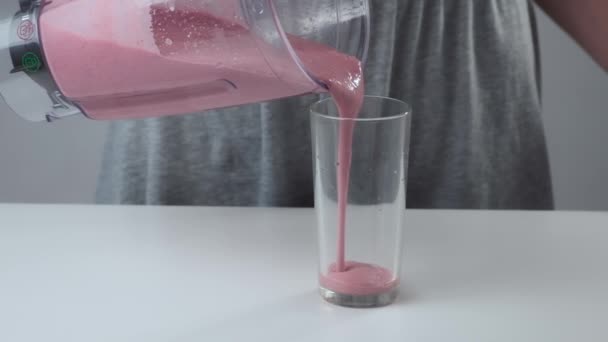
[536,0,608,71]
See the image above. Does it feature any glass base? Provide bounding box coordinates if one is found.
[319,286,399,308]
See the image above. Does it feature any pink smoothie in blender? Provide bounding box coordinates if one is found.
[38,0,320,120]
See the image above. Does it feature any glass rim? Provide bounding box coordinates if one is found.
[310,95,411,122]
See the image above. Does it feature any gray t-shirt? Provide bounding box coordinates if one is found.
[96,0,554,209]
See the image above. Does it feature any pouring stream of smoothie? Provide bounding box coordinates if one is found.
[297,41,398,295]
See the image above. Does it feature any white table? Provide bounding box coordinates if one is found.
[1,205,607,342]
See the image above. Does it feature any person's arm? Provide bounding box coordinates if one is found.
[535,0,608,71]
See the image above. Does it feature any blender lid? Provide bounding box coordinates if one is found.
[0,0,83,122]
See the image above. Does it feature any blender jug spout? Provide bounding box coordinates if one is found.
[241,0,370,92]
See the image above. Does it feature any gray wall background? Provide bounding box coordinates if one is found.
[0,9,606,210]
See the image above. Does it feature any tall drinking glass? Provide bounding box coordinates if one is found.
[311,96,411,308]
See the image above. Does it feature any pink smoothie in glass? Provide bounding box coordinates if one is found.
[39,0,396,296]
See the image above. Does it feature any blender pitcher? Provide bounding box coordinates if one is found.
[0,0,369,122]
